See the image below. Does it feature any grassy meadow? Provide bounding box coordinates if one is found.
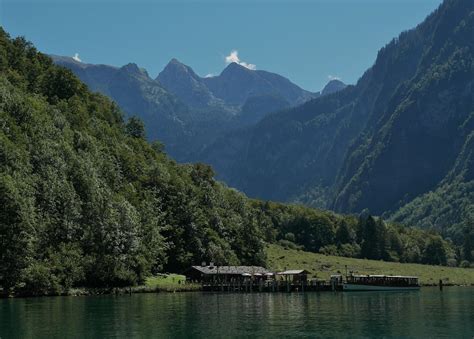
[266,244,474,286]
[143,274,200,292]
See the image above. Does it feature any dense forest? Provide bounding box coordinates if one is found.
[0,28,471,297]
[255,201,472,267]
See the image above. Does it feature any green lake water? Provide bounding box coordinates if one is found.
[1,287,473,338]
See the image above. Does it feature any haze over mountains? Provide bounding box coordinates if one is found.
[226,0,473,240]
[157,58,317,110]
[52,55,341,163]
[52,0,473,242]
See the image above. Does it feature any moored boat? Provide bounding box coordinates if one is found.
[343,275,420,291]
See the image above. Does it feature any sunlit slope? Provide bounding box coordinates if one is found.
[266,244,474,286]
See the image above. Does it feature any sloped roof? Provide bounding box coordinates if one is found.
[352,274,418,279]
[190,265,269,275]
[277,270,310,275]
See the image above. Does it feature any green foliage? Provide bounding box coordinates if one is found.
[360,216,388,260]
[0,174,36,293]
[254,201,456,265]
[462,224,472,262]
[422,237,447,265]
[126,116,146,139]
[0,29,268,295]
[278,239,303,251]
[335,220,354,245]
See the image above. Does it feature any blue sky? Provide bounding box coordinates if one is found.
[1,0,442,91]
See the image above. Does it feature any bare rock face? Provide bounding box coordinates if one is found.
[321,79,347,96]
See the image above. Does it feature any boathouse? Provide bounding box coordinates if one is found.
[185,264,269,283]
[277,269,311,284]
[186,264,330,292]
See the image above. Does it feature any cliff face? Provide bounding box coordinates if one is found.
[333,0,474,221]
[222,0,473,240]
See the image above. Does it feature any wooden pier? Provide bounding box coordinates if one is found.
[185,264,341,293]
[201,279,335,293]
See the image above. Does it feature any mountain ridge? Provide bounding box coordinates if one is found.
[208,0,473,241]
[158,59,319,109]
[52,54,345,164]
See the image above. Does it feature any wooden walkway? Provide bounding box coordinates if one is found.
[201,280,337,293]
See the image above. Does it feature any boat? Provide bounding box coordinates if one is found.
[343,274,420,291]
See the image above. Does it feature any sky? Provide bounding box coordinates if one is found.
[0,0,443,91]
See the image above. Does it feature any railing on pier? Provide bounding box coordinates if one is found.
[201,279,336,293]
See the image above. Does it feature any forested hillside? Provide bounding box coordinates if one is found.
[0,31,271,295]
[333,0,473,224]
[0,28,466,296]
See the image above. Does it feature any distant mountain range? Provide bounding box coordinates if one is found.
[51,55,192,159]
[52,55,344,162]
[157,58,316,110]
[51,0,473,242]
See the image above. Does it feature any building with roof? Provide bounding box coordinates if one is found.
[277,269,311,284]
[185,264,270,282]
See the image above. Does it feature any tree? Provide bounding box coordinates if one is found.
[360,216,374,259]
[151,140,165,154]
[375,218,389,260]
[0,175,36,294]
[41,67,85,103]
[126,116,146,139]
[360,216,388,260]
[462,225,472,262]
[422,237,447,266]
[356,209,370,243]
[336,220,353,245]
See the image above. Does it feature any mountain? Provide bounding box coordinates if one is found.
[238,93,291,126]
[321,79,347,96]
[331,0,473,240]
[201,62,317,106]
[157,59,317,112]
[2,29,455,297]
[389,132,473,241]
[51,55,193,161]
[52,56,335,164]
[156,58,227,111]
[216,0,473,240]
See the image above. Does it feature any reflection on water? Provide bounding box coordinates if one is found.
[1,287,473,338]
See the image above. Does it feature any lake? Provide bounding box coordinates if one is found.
[1,287,473,338]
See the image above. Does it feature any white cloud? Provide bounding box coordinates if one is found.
[204,73,215,78]
[225,50,256,70]
[72,53,82,62]
[327,75,341,81]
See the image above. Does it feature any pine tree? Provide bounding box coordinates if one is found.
[336,220,352,245]
[360,216,377,259]
[463,225,472,262]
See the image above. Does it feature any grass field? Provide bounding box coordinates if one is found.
[143,274,200,292]
[266,244,474,286]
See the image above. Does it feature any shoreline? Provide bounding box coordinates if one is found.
[0,285,201,299]
[1,283,473,299]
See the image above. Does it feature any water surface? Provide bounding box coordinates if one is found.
[1,287,473,338]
